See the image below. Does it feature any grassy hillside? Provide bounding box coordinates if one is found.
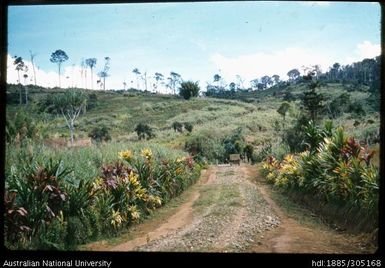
[6,82,380,155]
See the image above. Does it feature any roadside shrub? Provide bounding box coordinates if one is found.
[5,158,71,249]
[254,142,272,163]
[282,114,309,153]
[222,128,245,161]
[4,148,201,250]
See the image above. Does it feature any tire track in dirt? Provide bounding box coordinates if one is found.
[135,165,280,252]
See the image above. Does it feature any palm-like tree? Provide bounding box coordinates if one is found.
[50,49,69,88]
[85,58,97,90]
[154,72,164,93]
[132,68,141,90]
[13,56,25,84]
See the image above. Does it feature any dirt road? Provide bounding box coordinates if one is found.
[85,164,375,253]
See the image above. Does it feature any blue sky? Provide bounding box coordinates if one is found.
[7,1,381,90]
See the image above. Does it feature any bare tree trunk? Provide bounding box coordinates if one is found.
[137,76,140,90]
[58,64,61,88]
[30,52,37,86]
[25,86,28,106]
[19,86,22,105]
[17,70,20,84]
[144,72,148,91]
[91,68,93,90]
[70,120,74,145]
[103,76,106,90]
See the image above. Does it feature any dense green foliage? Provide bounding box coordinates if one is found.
[134,123,154,140]
[179,81,200,100]
[88,125,111,142]
[184,122,193,133]
[172,121,183,132]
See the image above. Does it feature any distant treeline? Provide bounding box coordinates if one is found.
[205,56,381,97]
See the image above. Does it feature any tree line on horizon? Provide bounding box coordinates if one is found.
[11,49,380,99]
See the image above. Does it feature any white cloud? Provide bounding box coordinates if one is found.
[355,41,381,59]
[6,54,172,92]
[209,47,334,85]
[7,54,88,89]
[7,54,59,88]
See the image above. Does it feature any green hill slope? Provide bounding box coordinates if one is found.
[6,81,379,161]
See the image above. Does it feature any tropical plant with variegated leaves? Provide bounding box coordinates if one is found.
[262,126,378,210]
[5,158,70,244]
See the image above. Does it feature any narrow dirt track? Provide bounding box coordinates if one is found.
[85,164,375,253]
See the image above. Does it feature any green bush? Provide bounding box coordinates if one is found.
[348,101,366,117]
[134,123,154,140]
[6,108,40,143]
[172,121,183,132]
[282,114,309,153]
[179,81,200,100]
[185,133,225,163]
[255,142,272,162]
[328,93,351,118]
[88,125,111,142]
[184,122,193,133]
[222,129,245,161]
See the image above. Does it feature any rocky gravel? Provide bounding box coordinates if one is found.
[135,165,280,252]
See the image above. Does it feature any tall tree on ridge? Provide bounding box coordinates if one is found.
[132,68,141,90]
[154,72,164,93]
[98,57,110,90]
[169,71,182,94]
[50,49,69,88]
[236,75,245,90]
[13,56,27,105]
[13,56,25,85]
[23,66,29,105]
[85,58,97,90]
[272,75,280,86]
[29,50,37,86]
[287,68,300,83]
